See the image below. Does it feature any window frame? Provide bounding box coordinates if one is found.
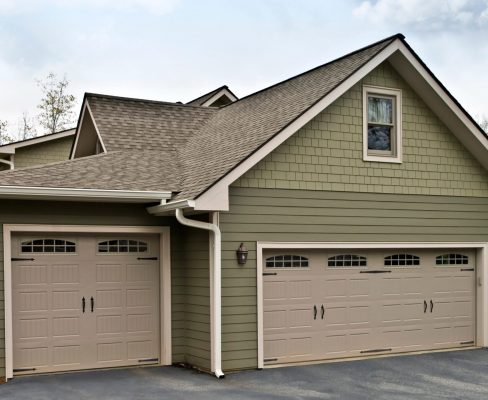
[265,254,309,269]
[20,238,77,254]
[363,85,402,163]
[97,239,149,255]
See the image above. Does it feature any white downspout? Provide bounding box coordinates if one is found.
[175,208,224,378]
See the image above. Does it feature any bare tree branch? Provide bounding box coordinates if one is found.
[0,119,13,145]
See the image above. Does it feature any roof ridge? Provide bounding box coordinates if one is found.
[219,33,404,110]
[85,92,219,110]
[186,85,229,104]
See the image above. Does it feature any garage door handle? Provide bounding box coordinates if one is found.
[91,297,95,312]
[321,305,325,320]
[82,297,85,313]
[430,300,434,313]
[313,305,317,320]
[424,300,427,313]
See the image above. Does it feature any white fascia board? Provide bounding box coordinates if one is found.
[0,186,172,203]
[201,88,238,107]
[0,129,76,154]
[195,40,403,211]
[390,43,488,169]
[147,199,196,215]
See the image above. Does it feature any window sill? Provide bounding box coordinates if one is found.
[363,154,402,164]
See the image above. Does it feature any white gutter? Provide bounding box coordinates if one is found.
[147,199,195,214]
[0,186,172,203]
[175,208,224,379]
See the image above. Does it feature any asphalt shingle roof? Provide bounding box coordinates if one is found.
[0,150,181,192]
[0,35,399,199]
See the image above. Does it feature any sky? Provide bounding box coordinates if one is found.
[0,0,487,136]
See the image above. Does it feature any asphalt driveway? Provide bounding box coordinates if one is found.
[2,349,488,400]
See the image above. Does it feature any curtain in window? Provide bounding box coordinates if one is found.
[368,96,393,124]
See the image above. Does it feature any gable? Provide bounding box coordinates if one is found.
[14,136,73,169]
[232,61,488,198]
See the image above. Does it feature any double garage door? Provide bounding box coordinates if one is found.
[12,234,160,375]
[263,248,476,366]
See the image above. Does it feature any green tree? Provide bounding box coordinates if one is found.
[0,119,13,145]
[37,72,76,134]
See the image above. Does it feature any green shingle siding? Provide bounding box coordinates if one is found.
[13,136,73,169]
[233,62,488,197]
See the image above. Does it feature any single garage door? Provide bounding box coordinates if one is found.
[12,234,160,375]
[263,248,476,366]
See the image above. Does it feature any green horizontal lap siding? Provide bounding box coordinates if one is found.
[233,61,488,197]
[219,187,488,370]
[0,200,185,378]
[14,136,74,169]
[171,219,211,371]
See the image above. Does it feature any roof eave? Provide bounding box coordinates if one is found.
[0,186,172,204]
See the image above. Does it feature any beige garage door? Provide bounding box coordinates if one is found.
[263,248,476,366]
[12,234,160,375]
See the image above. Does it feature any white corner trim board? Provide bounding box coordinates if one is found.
[256,241,488,369]
[3,224,172,381]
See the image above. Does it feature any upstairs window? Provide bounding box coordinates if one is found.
[363,86,402,163]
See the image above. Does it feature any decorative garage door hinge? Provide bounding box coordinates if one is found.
[138,358,159,363]
[460,341,475,345]
[13,368,36,372]
[461,268,475,272]
[264,358,278,363]
[263,272,277,276]
[11,257,35,261]
[137,257,158,260]
[360,348,392,354]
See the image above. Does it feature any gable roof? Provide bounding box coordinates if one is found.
[1,33,486,207]
[186,85,238,107]
[176,34,399,201]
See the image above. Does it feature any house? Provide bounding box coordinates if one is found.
[0,33,487,382]
[0,128,75,171]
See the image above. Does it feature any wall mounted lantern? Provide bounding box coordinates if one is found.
[236,243,248,265]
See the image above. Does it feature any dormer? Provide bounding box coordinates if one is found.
[186,85,238,108]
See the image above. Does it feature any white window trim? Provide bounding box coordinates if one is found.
[257,241,488,369]
[363,85,403,163]
[3,224,172,380]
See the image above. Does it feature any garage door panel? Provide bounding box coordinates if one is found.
[96,264,124,283]
[51,264,79,284]
[52,345,81,366]
[15,265,48,285]
[52,291,80,310]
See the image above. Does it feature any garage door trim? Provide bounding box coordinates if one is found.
[3,224,171,380]
[257,241,488,369]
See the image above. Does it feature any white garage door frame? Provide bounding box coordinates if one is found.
[257,241,488,369]
[3,224,171,380]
